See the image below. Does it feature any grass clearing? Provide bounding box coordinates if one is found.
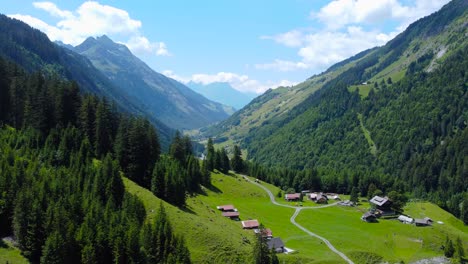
[0,240,28,264]
[357,113,377,156]
[348,84,373,98]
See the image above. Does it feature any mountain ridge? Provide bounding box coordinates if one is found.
[73,35,233,130]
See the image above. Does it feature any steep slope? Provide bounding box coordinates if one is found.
[74,35,232,130]
[187,81,255,110]
[203,0,467,214]
[0,14,173,147]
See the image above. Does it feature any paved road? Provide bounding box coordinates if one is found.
[248,177,354,264]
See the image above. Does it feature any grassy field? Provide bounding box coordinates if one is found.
[296,201,468,263]
[126,172,345,263]
[0,240,28,264]
[126,171,468,263]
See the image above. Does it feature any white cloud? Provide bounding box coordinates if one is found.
[255,59,308,72]
[33,2,73,19]
[260,30,304,47]
[126,36,171,57]
[314,0,449,30]
[163,71,297,95]
[260,0,449,73]
[9,1,169,56]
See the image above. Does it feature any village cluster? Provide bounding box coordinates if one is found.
[216,204,288,253]
[361,196,433,226]
[284,191,342,204]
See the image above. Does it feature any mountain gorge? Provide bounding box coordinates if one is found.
[202,0,468,216]
[72,35,233,130]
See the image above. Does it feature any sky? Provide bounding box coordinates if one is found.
[1,0,450,94]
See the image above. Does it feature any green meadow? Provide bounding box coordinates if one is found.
[3,171,465,264]
[127,171,467,263]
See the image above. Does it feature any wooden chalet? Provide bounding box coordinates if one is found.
[254,228,273,239]
[217,205,236,212]
[242,219,260,229]
[414,217,433,226]
[284,193,301,202]
[222,211,240,220]
[315,193,328,204]
[361,212,377,222]
[369,196,393,214]
[309,193,318,201]
[267,237,285,253]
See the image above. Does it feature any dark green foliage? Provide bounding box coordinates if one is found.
[253,226,278,264]
[206,138,215,171]
[387,191,408,213]
[456,237,465,262]
[231,145,244,173]
[0,56,192,263]
[445,236,455,258]
[350,187,359,204]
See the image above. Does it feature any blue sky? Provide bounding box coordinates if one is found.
[2,0,450,94]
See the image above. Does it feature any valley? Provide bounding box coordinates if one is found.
[0,0,467,263]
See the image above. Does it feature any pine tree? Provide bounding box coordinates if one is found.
[231,145,244,173]
[350,187,359,204]
[444,236,455,258]
[206,138,215,171]
[94,99,113,157]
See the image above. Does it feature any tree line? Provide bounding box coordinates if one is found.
[0,56,192,263]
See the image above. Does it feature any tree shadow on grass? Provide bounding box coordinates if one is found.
[0,239,6,248]
[199,184,223,196]
[180,205,197,215]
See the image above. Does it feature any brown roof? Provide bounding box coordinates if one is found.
[262,228,273,237]
[217,205,235,211]
[285,193,301,199]
[222,211,240,218]
[242,220,259,229]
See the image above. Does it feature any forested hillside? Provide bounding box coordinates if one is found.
[0,14,173,147]
[0,54,219,262]
[204,0,468,221]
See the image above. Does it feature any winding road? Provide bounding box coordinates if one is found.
[248,178,354,264]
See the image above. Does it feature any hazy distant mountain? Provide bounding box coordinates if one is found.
[74,35,232,130]
[187,81,256,110]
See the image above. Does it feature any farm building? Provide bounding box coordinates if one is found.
[254,228,273,239]
[267,237,285,253]
[369,196,393,214]
[222,211,240,220]
[217,205,236,212]
[316,193,328,204]
[338,200,355,206]
[414,218,433,226]
[361,212,377,222]
[398,215,414,224]
[285,193,301,202]
[242,219,260,229]
[309,193,318,201]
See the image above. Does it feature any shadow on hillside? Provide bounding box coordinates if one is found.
[0,238,7,248]
[199,184,223,196]
[180,206,197,215]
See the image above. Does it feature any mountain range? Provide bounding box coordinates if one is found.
[69,35,233,130]
[0,15,235,147]
[201,0,467,214]
[186,81,256,110]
